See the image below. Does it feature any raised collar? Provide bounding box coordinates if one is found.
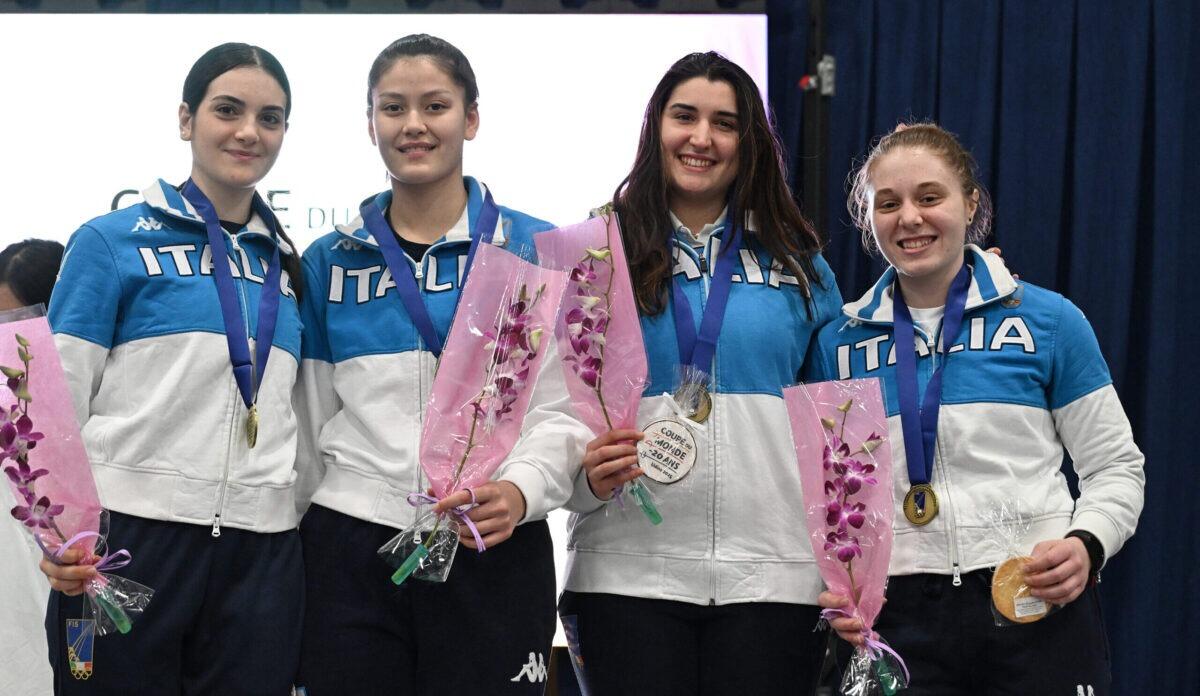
[141,179,293,255]
[841,244,1018,326]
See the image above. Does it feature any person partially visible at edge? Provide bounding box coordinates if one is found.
[558,52,843,696]
[0,238,63,696]
[0,239,64,312]
[41,43,306,695]
[811,122,1144,695]
[292,34,588,695]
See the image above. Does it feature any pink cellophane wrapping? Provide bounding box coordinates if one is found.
[534,214,647,435]
[420,244,567,498]
[0,313,102,555]
[784,378,895,631]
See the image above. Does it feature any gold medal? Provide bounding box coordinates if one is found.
[246,404,259,449]
[903,484,938,525]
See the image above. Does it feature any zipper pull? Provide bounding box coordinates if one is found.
[952,563,962,587]
[211,515,222,538]
[413,262,424,280]
[699,254,709,274]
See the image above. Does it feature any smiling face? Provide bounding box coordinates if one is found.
[179,66,286,198]
[368,57,478,189]
[660,77,740,213]
[869,146,979,301]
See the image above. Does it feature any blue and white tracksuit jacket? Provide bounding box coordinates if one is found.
[564,214,844,606]
[807,245,1145,578]
[294,177,590,530]
[49,179,303,535]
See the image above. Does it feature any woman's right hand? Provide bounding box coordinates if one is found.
[583,429,645,500]
[818,591,867,647]
[40,548,98,596]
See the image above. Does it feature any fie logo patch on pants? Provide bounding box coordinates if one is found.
[66,618,95,680]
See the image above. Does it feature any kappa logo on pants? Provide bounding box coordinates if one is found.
[1077,686,1095,696]
[510,652,547,683]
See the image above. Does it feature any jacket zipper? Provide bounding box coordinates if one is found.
[212,233,252,538]
[927,321,962,586]
[685,237,720,604]
[413,249,427,500]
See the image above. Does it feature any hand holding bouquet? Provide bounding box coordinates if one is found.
[785,378,907,695]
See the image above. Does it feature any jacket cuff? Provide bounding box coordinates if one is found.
[497,461,552,524]
[565,463,608,514]
[1068,509,1122,569]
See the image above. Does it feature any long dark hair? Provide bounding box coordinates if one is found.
[0,239,63,308]
[182,43,303,300]
[615,52,824,317]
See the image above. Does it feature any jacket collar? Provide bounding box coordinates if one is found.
[335,176,506,249]
[140,179,294,256]
[841,244,1018,325]
[669,209,760,254]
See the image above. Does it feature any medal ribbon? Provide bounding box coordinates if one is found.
[893,262,971,509]
[361,189,500,357]
[181,181,282,420]
[669,213,744,377]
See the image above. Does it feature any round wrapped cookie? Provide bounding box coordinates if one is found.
[991,556,1049,624]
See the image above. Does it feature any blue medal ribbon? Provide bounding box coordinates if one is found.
[361,189,500,358]
[893,261,972,509]
[180,180,282,421]
[669,213,744,377]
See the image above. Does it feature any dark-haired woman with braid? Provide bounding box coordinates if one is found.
[293,34,587,695]
[558,52,843,695]
[41,43,305,694]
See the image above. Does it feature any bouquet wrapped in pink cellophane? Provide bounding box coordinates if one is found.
[534,210,660,524]
[378,243,567,584]
[784,378,908,695]
[1,308,152,638]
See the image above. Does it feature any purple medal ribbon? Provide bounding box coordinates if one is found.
[180,181,283,419]
[669,211,744,378]
[361,190,500,358]
[406,491,487,551]
[892,262,971,509]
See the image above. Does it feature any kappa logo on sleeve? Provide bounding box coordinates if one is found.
[1076,686,1095,696]
[509,651,547,683]
[131,216,163,232]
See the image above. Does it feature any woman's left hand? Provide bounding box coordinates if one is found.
[1023,537,1091,604]
[434,481,527,551]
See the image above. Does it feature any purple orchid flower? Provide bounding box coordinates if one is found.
[0,415,44,462]
[11,495,64,529]
[476,285,544,433]
[823,529,862,563]
[4,459,48,488]
[841,459,878,494]
[826,499,867,531]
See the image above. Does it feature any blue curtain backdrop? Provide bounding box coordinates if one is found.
[770,1,1199,692]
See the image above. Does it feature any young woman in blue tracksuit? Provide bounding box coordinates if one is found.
[292,34,588,695]
[40,43,306,695]
[558,52,843,695]
[812,123,1145,694]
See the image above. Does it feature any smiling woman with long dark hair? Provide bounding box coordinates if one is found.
[558,52,842,696]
